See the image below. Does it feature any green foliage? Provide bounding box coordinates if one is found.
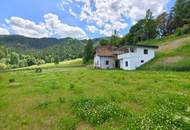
[43,40,84,62]
[18,59,28,67]
[72,98,127,125]
[176,24,190,36]
[54,56,59,64]
[99,39,110,46]
[144,9,157,40]
[0,63,6,70]
[35,67,42,73]
[0,36,84,69]
[9,78,15,83]
[83,40,94,64]
[57,117,79,130]
[123,10,157,43]
[110,30,121,46]
[26,56,37,66]
[174,0,190,27]
[10,52,19,65]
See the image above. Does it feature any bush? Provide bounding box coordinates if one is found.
[35,67,42,73]
[9,78,15,83]
[72,98,127,125]
[57,117,79,130]
[176,24,190,36]
[0,63,6,70]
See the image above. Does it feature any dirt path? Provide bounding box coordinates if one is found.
[157,36,190,52]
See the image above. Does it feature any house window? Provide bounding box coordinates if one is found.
[125,48,129,53]
[125,61,128,67]
[141,60,144,63]
[144,49,148,54]
[106,60,109,65]
[130,48,134,53]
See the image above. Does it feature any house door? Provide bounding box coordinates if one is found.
[115,60,120,68]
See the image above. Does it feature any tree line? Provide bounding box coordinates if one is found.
[0,40,84,69]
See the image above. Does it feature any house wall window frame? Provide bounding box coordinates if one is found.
[105,60,109,65]
[125,61,128,67]
[144,49,148,54]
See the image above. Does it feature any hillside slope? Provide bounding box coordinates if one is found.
[140,34,190,71]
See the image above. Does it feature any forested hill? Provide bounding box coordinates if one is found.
[0,35,84,49]
[0,35,89,69]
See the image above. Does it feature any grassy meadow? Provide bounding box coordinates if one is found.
[0,62,190,129]
[140,34,190,71]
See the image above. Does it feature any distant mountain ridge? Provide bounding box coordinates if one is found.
[0,35,106,63]
[0,35,83,49]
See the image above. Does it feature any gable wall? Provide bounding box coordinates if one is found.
[94,55,116,69]
[118,47,156,70]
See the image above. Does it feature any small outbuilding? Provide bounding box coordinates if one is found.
[94,44,158,70]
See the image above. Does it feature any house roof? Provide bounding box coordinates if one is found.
[123,44,159,49]
[96,44,158,57]
[96,45,118,57]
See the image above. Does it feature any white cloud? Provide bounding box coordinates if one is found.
[86,25,99,33]
[5,13,87,39]
[0,27,10,35]
[69,8,77,17]
[6,17,50,38]
[44,13,86,39]
[58,0,73,11]
[59,0,170,36]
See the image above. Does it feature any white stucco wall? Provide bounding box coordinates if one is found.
[118,47,156,70]
[94,55,101,68]
[94,55,115,69]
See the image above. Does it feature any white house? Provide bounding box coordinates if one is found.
[94,44,158,70]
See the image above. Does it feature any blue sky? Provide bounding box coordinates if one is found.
[0,0,175,39]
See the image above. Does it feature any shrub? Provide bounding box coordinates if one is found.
[35,67,42,73]
[57,117,79,130]
[72,98,127,125]
[9,78,15,83]
[176,24,190,36]
[0,63,6,70]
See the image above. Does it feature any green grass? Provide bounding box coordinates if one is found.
[12,58,83,71]
[1,34,190,129]
[140,34,190,71]
[0,65,190,129]
[140,34,190,45]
